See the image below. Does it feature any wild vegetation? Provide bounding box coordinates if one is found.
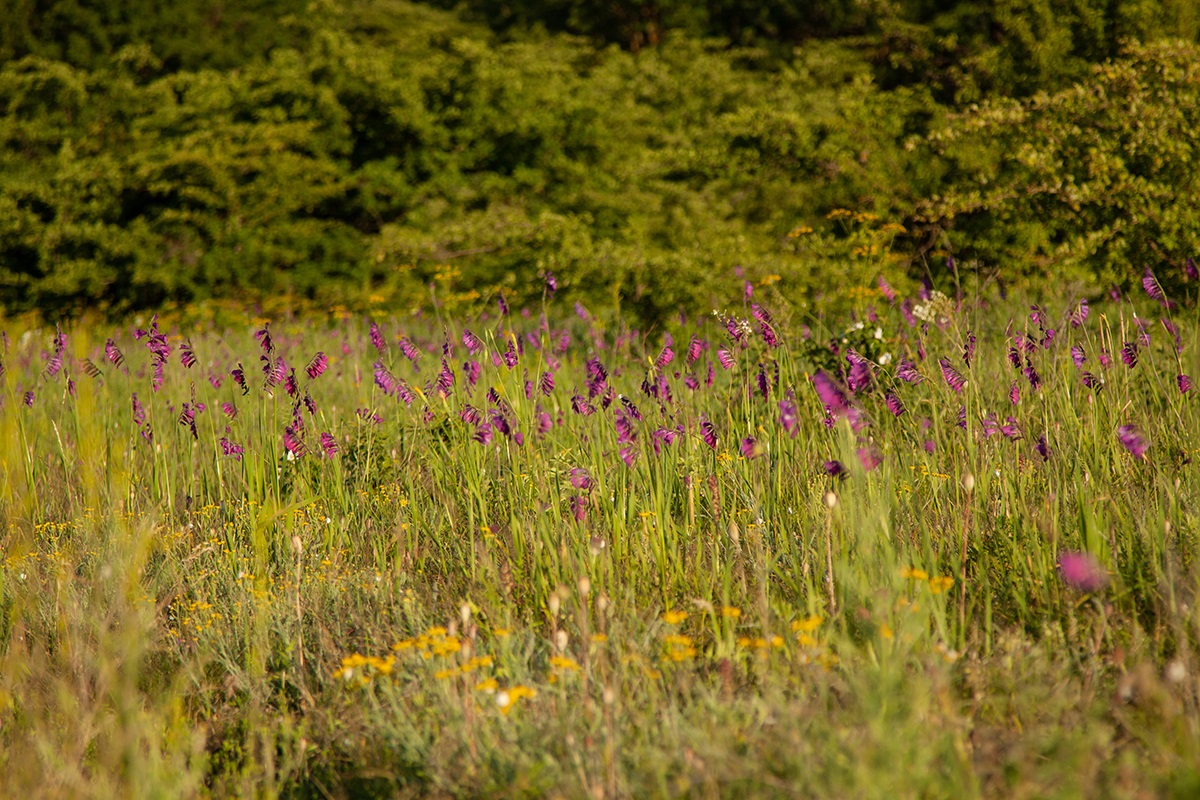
[1,269,1198,796]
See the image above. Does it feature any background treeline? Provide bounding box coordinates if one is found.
[0,0,1198,322]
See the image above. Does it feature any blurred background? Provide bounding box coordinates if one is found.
[1,0,1197,323]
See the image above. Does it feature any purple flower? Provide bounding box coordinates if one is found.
[1009,382,1020,406]
[1000,417,1022,440]
[474,423,494,445]
[1057,551,1108,592]
[464,360,481,387]
[254,324,273,355]
[368,322,387,354]
[962,332,977,367]
[812,371,849,415]
[497,292,509,316]
[180,340,197,369]
[285,370,299,397]
[43,352,62,378]
[373,362,397,395]
[1036,434,1050,461]
[823,460,847,479]
[20,389,34,407]
[618,445,637,467]
[751,303,773,325]
[1118,424,1148,459]
[1081,371,1103,392]
[1187,257,1199,280]
[231,363,247,395]
[857,447,882,472]
[571,394,595,416]
[105,339,124,367]
[1023,361,1042,390]
[846,352,873,394]
[686,337,703,364]
[284,425,306,457]
[1143,267,1166,305]
[779,394,799,437]
[760,322,780,348]
[1120,342,1138,368]
[570,468,594,491]
[1007,347,1021,369]
[895,359,923,384]
[938,358,966,393]
[306,352,328,379]
[1071,345,1086,368]
[1179,374,1194,394]
[320,432,338,457]
[655,346,675,370]
[1069,299,1089,328]
[569,495,587,522]
[220,437,244,461]
[545,272,558,295]
[717,349,735,370]
[877,276,897,303]
[740,437,763,459]
[884,391,905,417]
[462,330,483,356]
[699,418,718,450]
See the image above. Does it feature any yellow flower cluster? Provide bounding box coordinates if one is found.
[902,567,955,594]
[663,634,696,662]
[334,653,396,685]
[393,626,462,660]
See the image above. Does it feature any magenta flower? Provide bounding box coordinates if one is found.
[462,330,483,356]
[1000,417,1022,440]
[1036,434,1050,461]
[460,405,482,425]
[938,358,966,393]
[436,359,454,396]
[654,346,674,370]
[740,437,762,459]
[105,339,124,367]
[751,303,773,325]
[717,349,735,370]
[877,276,897,303]
[1070,345,1086,368]
[1187,257,1199,280]
[1069,298,1089,328]
[374,362,398,395]
[284,425,306,457]
[305,352,328,379]
[618,446,637,467]
[1009,382,1020,406]
[539,371,555,396]
[1023,361,1042,390]
[497,292,509,316]
[1081,371,1103,392]
[823,460,847,479]
[1120,342,1138,368]
[254,324,273,354]
[320,432,338,457]
[285,369,299,397]
[180,340,197,369]
[779,393,799,437]
[570,468,594,491]
[400,337,421,368]
[760,322,780,348]
[231,363,247,395]
[884,391,905,417]
[1057,551,1108,592]
[895,359,923,384]
[687,336,703,364]
[569,495,587,522]
[1179,374,1194,393]
[962,332,976,366]
[699,418,718,450]
[545,272,558,295]
[857,446,882,471]
[812,370,849,415]
[131,393,146,425]
[473,423,493,445]
[464,360,481,387]
[220,437,244,461]
[1118,425,1148,459]
[1142,267,1167,306]
[43,352,62,378]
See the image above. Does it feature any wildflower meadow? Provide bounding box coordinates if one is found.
[1,267,1199,798]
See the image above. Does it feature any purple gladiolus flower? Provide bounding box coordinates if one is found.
[538,371,555,396]
[823,460,846,479]
[1000,417,1022,440]
[982,414,1000,439]
[963,332,977,366]
[369,322,386,354]
[545,272,558,294]
[497,293,509,316]
[1187,257,1199,280]
[760,322,780,348]
[374,362,397,395]
[717,349,735,370]
[306,352,328,379]
[619,446,637,466]
[474,423,493,445]
[43,352,62,378]
[570,468,594,491]
[779,394,799,437]
[1143,267,1166,305]
[231,363,247,395]
[1179,374,1194,393]
[812,370,849,415]
[896,359,923,384]
[885,391,905,417]
[569,495,587,522]
[877,276,897,303]
[254,324,273,354]
[740,437,762,459]
[1036,434,1050,461]
[180,340,197,369]
[285,370,298,397]
[751,303,773,325]
[320,432,338,457]
[655,346,674,369]
[220,437,244,461]
[105,339,124,367]
[571,394,595,416]
[1058,551,1108,592]
[1120,342,1138,368]
[700,418,718,450]
[1069,298,1089,328]
[687,337,703,364]
[857,447,882,471]
[537,410,552,435]
[1009,382,1020,406]
[462,330,483,356]
[1081,371,1103,392]
[460,405,482,425]
[1071,345,1086,368]
[464,360,481,387]
[939,358,966,393]
[284,425,306,457]
[1118,424,1148,459]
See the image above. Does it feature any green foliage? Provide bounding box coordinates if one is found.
[917,41,1200,294]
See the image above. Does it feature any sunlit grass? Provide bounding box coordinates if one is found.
[1,280,1198,797]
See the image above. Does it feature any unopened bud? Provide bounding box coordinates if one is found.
[578,576,591,598]
[291,535,303,554]
[460,602,472,627]
[824,491,838,509]
[962,472,975,493]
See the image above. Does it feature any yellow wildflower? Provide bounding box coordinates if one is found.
[929,576,955,594]
[791,615,823,633]
[901,567,929,581]
[662,610,688,625]
[721,606,742,619]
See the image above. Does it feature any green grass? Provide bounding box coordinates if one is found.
[0,286,1198,798]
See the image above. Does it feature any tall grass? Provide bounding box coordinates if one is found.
[1,277,1198,797]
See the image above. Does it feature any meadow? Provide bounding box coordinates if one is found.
[0,268,1198,798]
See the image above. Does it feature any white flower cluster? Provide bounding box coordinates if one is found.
[912,291,954,325]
